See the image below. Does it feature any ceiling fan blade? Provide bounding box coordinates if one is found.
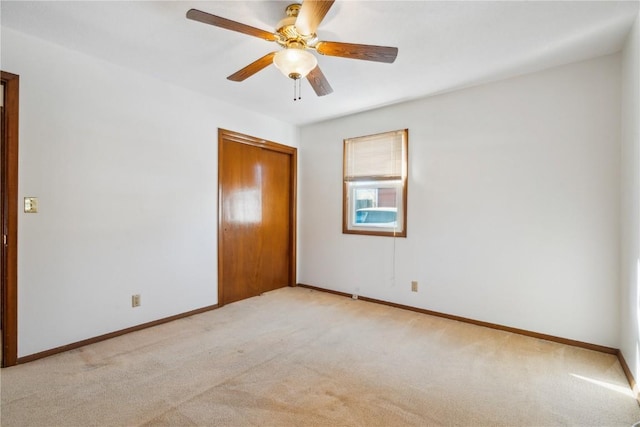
[295,0,335,36]
[186,9,277,42]
[307,65,333,96]
[316,41,398,63]
[227,52,277,82]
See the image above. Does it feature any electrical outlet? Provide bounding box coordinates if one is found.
[132,294,141,307]
[411,281,418,292]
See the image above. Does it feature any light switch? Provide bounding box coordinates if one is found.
[24,197,38,213]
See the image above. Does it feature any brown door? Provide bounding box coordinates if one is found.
[1,71,19,367]
[218,129,296,306]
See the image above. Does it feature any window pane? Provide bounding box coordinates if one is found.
[347,181,403,231]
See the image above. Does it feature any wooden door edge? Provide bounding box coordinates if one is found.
[1,70,19,367]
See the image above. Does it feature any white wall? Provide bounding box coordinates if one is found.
[1,28,298,357]
[299,54,622,347]
[1,20,631,358]
[620,12,640,394]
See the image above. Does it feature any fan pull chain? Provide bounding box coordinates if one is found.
[293,79,301,101]
[293,77,302,101]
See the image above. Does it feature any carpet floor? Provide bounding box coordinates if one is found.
[1,286,638,426]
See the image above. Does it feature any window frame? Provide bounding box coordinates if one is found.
[342,129,408,237]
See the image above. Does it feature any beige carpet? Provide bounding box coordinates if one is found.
[1,286,638,426]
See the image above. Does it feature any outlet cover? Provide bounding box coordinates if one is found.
[132,294,141,307]
[411,281,418,292]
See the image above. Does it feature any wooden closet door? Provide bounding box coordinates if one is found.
[259,148,291,293]
[218,130,295,306]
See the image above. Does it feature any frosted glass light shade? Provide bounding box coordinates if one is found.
[273,48,317,79]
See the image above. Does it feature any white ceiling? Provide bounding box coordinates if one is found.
[1,1,638,125]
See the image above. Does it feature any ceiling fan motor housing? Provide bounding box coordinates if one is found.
[276,3,318,48]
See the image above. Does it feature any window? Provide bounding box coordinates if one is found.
[343,129,408,237]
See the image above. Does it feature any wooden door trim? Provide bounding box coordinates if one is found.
[219,130,297,155]
[217,128,297,307]
[1,71,19,367]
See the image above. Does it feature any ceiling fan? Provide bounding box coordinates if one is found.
[186,0,398,98]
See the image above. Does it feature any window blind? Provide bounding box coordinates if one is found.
[344,130,405,181]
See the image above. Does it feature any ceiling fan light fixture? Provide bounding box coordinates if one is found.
[273,47,317,80]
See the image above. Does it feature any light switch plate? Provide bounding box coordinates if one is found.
[24,197,38,213]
